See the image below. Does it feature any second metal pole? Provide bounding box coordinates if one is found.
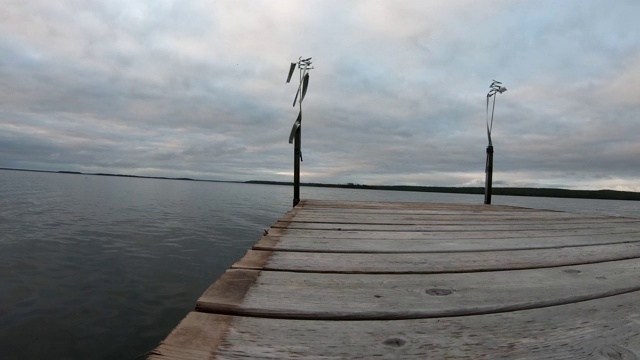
[293,127,301,207]
[484,145,494,204]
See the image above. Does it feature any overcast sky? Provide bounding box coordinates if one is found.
[1,1,639,191]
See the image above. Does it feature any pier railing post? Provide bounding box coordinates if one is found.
[484,145,494,204]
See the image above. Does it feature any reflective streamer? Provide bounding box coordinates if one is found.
[286,63,296,83]
[292,87,300,107]
[288,112,302,144]
[301,73,309,102]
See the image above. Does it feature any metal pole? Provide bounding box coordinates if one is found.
[286,57,312,208]
[484,80,505,205]
[293,66,303,208]
[484,145,494,204]
[293,123,301,207]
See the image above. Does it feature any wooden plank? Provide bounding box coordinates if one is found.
[263,225,640,238]
[293,209,546,216]
[254,231,640,253]
[147,311,233,360]
[197,258,640,320]
[297,200,542,211]
[233,241,640,273]
[155,289,640,359]
[271,220,640,231]
[279,215,636,225]
[294,210,548,217]
[283,229,638,240]
[282,211,630,221]
[294,206,546,212]
[281,212,635,221]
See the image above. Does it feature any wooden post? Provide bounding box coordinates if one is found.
[293,127,301,207]
[484,145,494,205]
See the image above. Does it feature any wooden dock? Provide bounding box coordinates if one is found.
[149,199,640,359]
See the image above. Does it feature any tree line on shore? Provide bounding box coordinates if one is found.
[245,180,640,201]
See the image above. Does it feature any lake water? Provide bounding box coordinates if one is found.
[1,170,639,359]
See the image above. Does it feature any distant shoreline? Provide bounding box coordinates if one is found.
[0,167,241,184]
[246,181,640,201]
[2,167,639,201]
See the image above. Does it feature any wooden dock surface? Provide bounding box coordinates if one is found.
[149,200,640,359]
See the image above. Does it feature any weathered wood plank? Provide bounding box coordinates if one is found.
[279,215,636,225]
[294,208,545,215]
[272,220,640,231]
[148,310,233,360]
[234,241,640,273]
[295,211,550,218]
[283,227,637,240]
[154,289,640,359]
[197,258,640,320]
[292,206,548,212]
[297,200,541,212]
[254,231,640,253]
[282,211,631,221]
[263,225,640,238]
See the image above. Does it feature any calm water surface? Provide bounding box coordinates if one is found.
[1,170,639,359]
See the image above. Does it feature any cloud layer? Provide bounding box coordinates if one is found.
[2,0,639,190]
